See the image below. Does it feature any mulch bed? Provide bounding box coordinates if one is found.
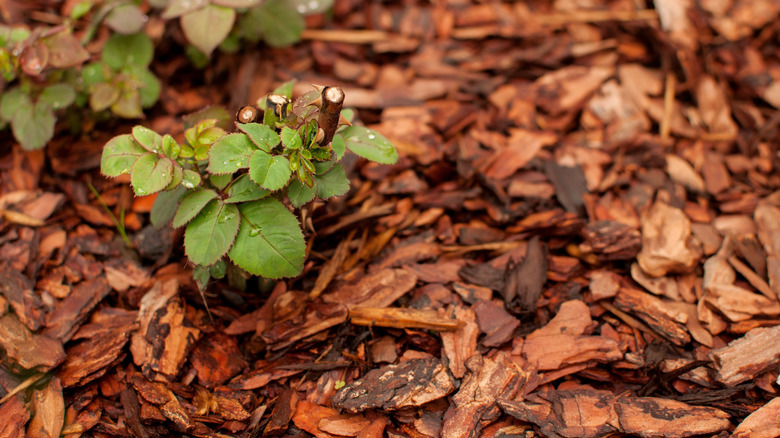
[2,0,780,437]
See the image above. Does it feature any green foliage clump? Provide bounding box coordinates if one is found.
[101,83,398,287]
[0,0,317,150]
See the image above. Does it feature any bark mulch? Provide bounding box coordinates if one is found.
[2,0,780,437]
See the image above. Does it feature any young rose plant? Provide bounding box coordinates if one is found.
[100,84,397,287]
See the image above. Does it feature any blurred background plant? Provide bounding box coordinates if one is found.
[0,0,325,150]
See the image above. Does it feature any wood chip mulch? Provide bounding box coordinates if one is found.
[3,0,780,437]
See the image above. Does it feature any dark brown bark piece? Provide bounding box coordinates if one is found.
[579,220,641,261]
[472,299,520,347]
[190,332,248,388]
[332,357,454,413]
[0,312,64,371]
[264,388,298,436]
[120,387,149,438]
[544,161,587,215]
[503,236,547,313]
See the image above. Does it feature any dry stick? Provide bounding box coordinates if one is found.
[300,29,389,44]
[600,301,664,342]
[0,373,45,406]
[727,255,776,300]
[660,71,675,141]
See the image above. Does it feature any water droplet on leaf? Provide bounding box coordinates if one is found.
[249,227,261,237]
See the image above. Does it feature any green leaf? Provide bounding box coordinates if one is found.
[103,32,154,69]
[341,126,398,164]
[89,82,120,111]
[151,186,187,229]
[287,178,315,207]
[101,134,147,177]
[128,65,161,108]
[182,169,202,189]
[248,150,292,191]
[162,134,180,159]
[210,173,232,190]
[130,153,174,196]
[256,0,304,48]
[173,188,218,228]
[331,133,346,160]
[237,123,280,152]
[225,174,270,203]
[184,199,240,266]
[132,125,162,153]
[280,126,302,149]
[165,164,183,189]
[105,3,146,35]
[181,4,235,56]
[11,102,55,150]
[0,88,31,122]
[208,133,255,174]
[314,163,349,199]
[39,84,76,110]
[81,62,108,88]
[228,198,304,278]
[183,106,233,131]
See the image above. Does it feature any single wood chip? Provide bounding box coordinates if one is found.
[0,312,64,371]
[732,396,780,438]
[332,357,454,413]
[440,352,527,438]
[190,332,248,388]
[129,280,201,382]
[499,389,731,438]
[636,201,701,277]
[710,325,780,386]
[349,307,462,331]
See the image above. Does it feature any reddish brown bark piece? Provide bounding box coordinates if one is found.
[613,287,690,346]
[264,388,298,436]
[440,352,527,438]
[292,400,342,438]
[636,201,701,277]
[732,396,780,438]
[131,374,193,432]
[104,258,149,292]
[323,268,418,308]
[130,280,201,382]
[332,357,454,413]
[499,389,731,438]
[190,332,248,388]
[440,304,478,378]
[0,264,45,331]
[43,276,111,342]
[58,307,136,387]
[0,312,64,371]
[349,307,461,331]
[0,395,29,438]
[710,325,780,387]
